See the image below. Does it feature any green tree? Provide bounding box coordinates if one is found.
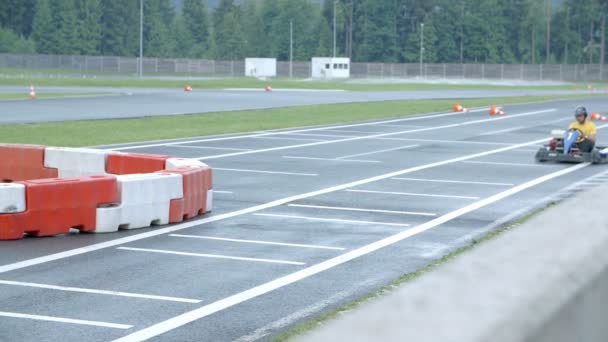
[181,0,210,57]
[213,0,245,59]
[0,26,35,53]
[101,0,138,56]
[32,0,57,53]
[76,0,102,55]
[0,0,36,37]
[144,0,174,57]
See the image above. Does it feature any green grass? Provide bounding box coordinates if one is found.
[0,95,590,147]
[0,92,110,100]
[269,202,556,342]
[0,73,606,91]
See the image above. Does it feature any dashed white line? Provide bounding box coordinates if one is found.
[171,145,252,151]
[328,129,389,134]
[479,126,526,136]
[0,311,132,329]
[193,109,556,160]
[108,107,486,151]
[283,156,381,163]
[254,213,409,227]
[213,190,233,194]
[113,162,589,342]
[0,137,549,275]
[375,124,427,129]
[284,132,359,139]
[253,136,329,142]
[345,189,480,200]
[374,137,514,146]
[287,204,437,217]
[117,247,305,266]
[0,280,201,303]
[462,160,545,167]
[212,168,318,177]
[336,144,419,160]
[391,177,514,186]
[169,234,345,251]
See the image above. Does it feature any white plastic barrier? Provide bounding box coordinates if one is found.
[165,157,207,170]
[206,190,213,212]
[0,183,25,213]
[95,173,183,233]
[44,147,108,177]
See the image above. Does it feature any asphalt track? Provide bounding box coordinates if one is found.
[2,96,608,342]
[0,85,578,123]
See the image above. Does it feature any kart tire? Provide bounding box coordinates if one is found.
[535,149,548,162]
[591,150,602,164]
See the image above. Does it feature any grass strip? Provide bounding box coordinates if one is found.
[0,95,592,147]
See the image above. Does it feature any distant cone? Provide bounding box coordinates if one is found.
[28,85,36,100]
[590,112,608,121]
[489,105,506,116]
[452,103,469,113]
[264,85,272,92]
[183,84,192,92]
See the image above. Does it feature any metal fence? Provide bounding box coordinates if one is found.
[1,53,606,82]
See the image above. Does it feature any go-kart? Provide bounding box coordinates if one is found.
[535,128,608,164]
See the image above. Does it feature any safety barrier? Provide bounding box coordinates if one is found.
[0,144,58,182]
[45,147,108,177]
[0,144,213,240]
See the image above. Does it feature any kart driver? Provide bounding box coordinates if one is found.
[569,106,596,152]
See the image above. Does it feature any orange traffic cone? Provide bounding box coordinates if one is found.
[28,85,36,100]
[489,105,506,116]
[590,112,608,121]
[264,85,272,92]
[452,103,469,113]
[183,84,192,92]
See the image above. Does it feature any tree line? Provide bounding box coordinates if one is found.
[1,0,608,64]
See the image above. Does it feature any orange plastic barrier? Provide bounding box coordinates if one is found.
[0,144,58,182]
[106,153,170,175]
[165,166,213,223]
[0,175,118,240]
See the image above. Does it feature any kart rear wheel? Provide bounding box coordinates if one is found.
[535,149,549,162]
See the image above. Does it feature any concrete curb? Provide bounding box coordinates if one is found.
[298,183,608,342]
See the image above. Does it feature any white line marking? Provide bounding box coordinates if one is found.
[479,126,526,136]
[213,190,233,194]
[285,132,360,138]
[116,247,305,266]
[345,189,480,200]
[232,279,377,342]
[253,136,329,142]
[194,109,556,160]
[212,168,318,177]
[511,148,544,153]
[113,162,589,342]
[328,129,389,134]
[283,156,381,163]
[254,213,409,227]
[336,144,419,160]
[0,137,550,275]
[110,108,485,151]
[171,145,252,151]
[169,234,345,251]
[0,311,132,330]
[375,124,427,128]
[462,160,545,167]
[374,137,513,146]
[287,204,437,217]
[0,280,201,303]
[391,177,515,186]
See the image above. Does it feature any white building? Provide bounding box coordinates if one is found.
[311,57,350,79]
[245,58,277,78]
